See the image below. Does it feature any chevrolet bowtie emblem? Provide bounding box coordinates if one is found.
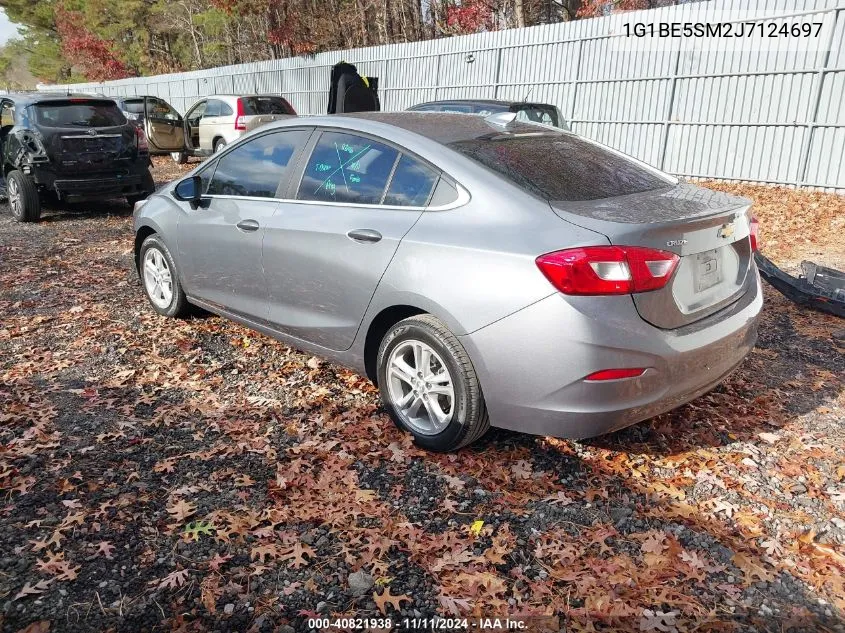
[718,223,735,239]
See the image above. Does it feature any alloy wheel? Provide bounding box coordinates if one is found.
[143,247,173,309]
[8,178,21,218]
[386,339,455,435]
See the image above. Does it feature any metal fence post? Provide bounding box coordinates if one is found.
[568,38,584,131]
[658,46,682,171]
[798,6,840,186]
[493,47,503,99]
[433,54,442,101]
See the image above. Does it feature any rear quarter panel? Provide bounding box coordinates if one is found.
[362,168,610,337]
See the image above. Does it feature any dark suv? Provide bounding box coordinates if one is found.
[1,93,155,222]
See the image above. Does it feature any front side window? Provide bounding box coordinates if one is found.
[207,129,308,198]
[298,131,399,205]
[147,98,180,121]
[384,154,438,207]
[1,103,15,127]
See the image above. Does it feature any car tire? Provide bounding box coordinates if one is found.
[139,234,188,318]
[213,138,227,153]
[6,170,41,223]
[126,169,155,207]
[171,151,188,165]
[377,314,489,452]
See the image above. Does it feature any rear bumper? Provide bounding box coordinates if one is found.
[32,163,152,199]
[53,174,144,196]
[460,264,763,439]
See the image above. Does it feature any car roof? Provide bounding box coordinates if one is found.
[411,98,556,109]
[196,94,289,100]
[2,92,117,106]
[338,111,565,145]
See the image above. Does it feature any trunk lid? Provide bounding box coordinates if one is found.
[550,184,754,329]
[50,126,137,174]
[33,100,138,174]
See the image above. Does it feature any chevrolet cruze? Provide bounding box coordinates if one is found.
[133,112,763,452]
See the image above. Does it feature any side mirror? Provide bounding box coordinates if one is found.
[173,175,202,206]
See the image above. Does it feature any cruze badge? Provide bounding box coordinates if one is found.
[718,223,735,239]
[666,239,688,247]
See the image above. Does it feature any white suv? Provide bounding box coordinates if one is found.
[172,94,296,163]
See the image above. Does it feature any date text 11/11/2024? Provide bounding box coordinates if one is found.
[306,617,561,630]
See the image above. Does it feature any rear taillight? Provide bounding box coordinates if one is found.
[135,126,149,152]
[750,216,760,252]
[235,98,246,131]
[536,246,680,296]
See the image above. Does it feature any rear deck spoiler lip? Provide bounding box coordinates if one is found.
[755,252,845,318]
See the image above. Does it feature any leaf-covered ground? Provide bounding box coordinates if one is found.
[1,159,844,632]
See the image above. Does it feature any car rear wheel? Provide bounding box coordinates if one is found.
[377,314,489,452]
[214,138,227,153]
[139,234,188,318]
[7,170,41,223]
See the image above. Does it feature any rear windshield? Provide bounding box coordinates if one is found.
[32,101,126,128]
[448,133,672,201]
[240,97,295,116]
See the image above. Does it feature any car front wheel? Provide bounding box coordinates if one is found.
[377,314,490,452]
[6,170,41,222]
[171,151,188,165]
[139,234,188,317]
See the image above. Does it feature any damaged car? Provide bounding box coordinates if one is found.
[1,93,155,222]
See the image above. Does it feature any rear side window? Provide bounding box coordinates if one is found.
[122,99,145,115]
[204,100,224,117]
[298,131,398,205]
[207,129,308,198]
[32,101,126,127]
[240,97,295,115]
[384,155,438,207]
[513,105,559,127]
[448,133,672,201]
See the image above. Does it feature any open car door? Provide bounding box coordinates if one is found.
[143,97,185,153]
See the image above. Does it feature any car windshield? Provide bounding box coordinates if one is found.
[32,101,127,127]
[240,97,295,115]
[448,132,673,201]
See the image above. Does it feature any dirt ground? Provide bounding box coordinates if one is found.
[0,157,843,632]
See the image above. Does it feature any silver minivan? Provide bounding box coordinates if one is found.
[172,94,296,163]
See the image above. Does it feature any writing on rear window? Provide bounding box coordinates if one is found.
[298,131,398,205]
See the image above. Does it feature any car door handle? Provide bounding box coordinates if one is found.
[236,219,260,232]
[347,229,382,243]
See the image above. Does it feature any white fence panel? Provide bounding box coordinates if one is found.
[46,0,845,190]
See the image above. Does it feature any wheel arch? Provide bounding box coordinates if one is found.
[134,225,158,274]
[363,305,427,384]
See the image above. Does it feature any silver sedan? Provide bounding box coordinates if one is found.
[133,112,763,452]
